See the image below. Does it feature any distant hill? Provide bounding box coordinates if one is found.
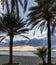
[0,38,47,47]
[0,31,56,48]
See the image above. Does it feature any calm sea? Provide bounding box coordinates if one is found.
[0,50,56,57]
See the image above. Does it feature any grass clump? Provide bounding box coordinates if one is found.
[2,63,19,65]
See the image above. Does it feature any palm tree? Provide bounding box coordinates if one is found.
[35,47,47,65]
[27,0,56,64]
[0,13,29,64]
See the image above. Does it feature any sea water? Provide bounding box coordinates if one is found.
[0,50,37,56]
[0,50,56,57]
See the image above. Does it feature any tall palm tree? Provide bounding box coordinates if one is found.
[0,13,29,64]
[27,0,56,64]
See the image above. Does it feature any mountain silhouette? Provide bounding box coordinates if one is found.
[0,38,47,47]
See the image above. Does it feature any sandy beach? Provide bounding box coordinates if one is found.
[0,46,56,65]
[0,55,41,65]
[0,55,56,65]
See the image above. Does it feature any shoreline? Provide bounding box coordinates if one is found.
[0,49,56,57]
[0,46,56,57]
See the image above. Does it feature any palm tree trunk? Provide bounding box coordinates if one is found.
[47,20,51,64]
[43,60,46,65]
[9,35,13,64]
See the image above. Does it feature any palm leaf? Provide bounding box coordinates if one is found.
[5,0,10,14]
[1,0,4,9]
[17,28,30,33]
[0,34,8,42]
[11,0,15,13]
[38,20,46,33]
[19,34,30,40]
[19,0,23,7]
[29,6,41,11]
[33,24,39,36]
[24,0,28,12]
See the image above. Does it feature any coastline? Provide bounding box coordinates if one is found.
[0,46,56,65]
[0,46,56,57]
[0,55,41,65]
[0,55,56,65]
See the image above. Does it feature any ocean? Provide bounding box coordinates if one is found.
[0,50,56,57]
[0,36,56,57]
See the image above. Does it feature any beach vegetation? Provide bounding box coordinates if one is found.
[27,0,56,64]
[35,47,47,65]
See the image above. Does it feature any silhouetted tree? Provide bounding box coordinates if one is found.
[0,13,29,64]
[27,0,56,64]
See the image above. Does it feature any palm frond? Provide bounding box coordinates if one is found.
[17,28,30,33]
[27,10,42,17]
[38,20,46,33]
[51,19,56,34]
[19,34,30,40]
[0,34,8,42]
[0,21,9,32]
[11,0,15,13]
[33,25,39,36]
[19,0,23,7]
[27,17,43,26]
[5,0,10,14]
[24,0,28,12]
[29,6,40,11]
[1,0,4,9]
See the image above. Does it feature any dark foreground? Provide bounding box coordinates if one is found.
[0,55,56,65]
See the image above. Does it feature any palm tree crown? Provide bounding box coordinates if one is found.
[0,13,29,38]
[27,0,56,31]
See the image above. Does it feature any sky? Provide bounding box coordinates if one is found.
[0,0,47,42]
[19,0,47,39]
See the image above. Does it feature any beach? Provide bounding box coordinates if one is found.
[0,55,41,65]
[0,46,40,65]
[0,46,56,65]
[0,55,56,65]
